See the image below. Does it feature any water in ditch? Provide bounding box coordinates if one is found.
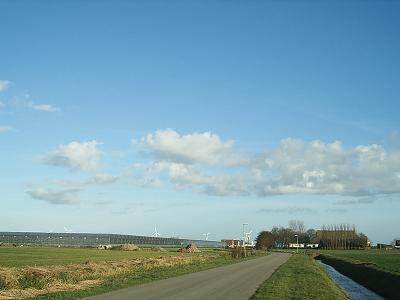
[317,260,385,300]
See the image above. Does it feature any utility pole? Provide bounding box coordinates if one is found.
[242,223,248,257]
[242,223,248,246]
[294,234,299,254]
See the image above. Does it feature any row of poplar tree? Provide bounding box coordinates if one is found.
[255,220,369,250]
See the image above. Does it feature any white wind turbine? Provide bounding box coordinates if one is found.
[64,226,72,233]
[152,225,161,237]
[202,233,210,241]
[244,230,252,246]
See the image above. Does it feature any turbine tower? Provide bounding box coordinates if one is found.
[242,223,248,246]
[152,225,161,237]
[202,233,210,241]
[244,230,253,246]
[63,226,72,233]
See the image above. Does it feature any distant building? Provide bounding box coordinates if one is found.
[222,239,242,248]
[244,240,255,247]
[377,243,393,250]
[289,243,319,249]
[395,240,400,249]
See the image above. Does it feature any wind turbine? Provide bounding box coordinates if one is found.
[63,226,72,233]
[244,230,253,246]
[202,233,210,241]
[242,223,249,246]
[152,225,161,237]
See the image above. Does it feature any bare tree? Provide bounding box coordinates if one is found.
[288,220,306,234]
[317,224,368,249]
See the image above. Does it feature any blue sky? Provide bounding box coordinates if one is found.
[1,1,399,244]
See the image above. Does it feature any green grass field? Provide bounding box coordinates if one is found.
[0,246,188,267]
[251,254,349,300]
[0,246,263,299]
[318,249,400,274]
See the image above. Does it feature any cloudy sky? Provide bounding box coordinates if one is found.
[1,1,399,244]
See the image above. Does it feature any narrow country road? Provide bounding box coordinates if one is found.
[85,252,291,300]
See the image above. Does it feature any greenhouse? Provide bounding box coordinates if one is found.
[0,232,223,248]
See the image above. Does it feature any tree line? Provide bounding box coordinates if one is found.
[317,224,368,249]
[255,220,369,250]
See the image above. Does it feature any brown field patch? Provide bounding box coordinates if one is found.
[0,254,212,299]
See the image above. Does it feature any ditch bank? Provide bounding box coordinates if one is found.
[315,254,400,300]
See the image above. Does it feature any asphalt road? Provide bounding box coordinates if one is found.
[85,252,291,300]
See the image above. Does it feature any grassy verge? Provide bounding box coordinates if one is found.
[251,254,349,300]
[316,249,400,274]
[315,253,400,300]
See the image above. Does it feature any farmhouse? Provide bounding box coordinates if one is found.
[288,243,319,249]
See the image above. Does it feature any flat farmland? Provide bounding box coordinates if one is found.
[0,246,251,299]
[0,246,183,267]
[318,249,400,274]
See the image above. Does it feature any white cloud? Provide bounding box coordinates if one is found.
[28,103,60,112]
[44,141,101,171]
[13,97,60,112]
[27,188,80,205]
[139,161,250,196]
[86,173,118,185]
[333,200,358,205]
[326,208,348,213]
[0,82,59,111]
[0,126,14,133]
[253,139,400,196]
[136,131,400,197]
[28,173,118,205]
[54,173,118,188]
[19,101,60,113]
[257,207,315,214]
[333,196,377,205]
[0,80,11,92]
[141,129,247,166]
